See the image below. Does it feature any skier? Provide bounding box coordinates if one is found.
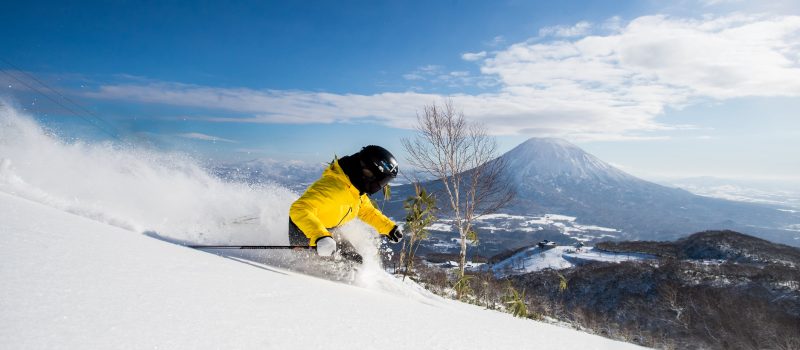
[289,145,404,263]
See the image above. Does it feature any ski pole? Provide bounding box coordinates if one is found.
[188,245,314,250]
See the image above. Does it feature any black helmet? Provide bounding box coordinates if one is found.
[358,145,399,194]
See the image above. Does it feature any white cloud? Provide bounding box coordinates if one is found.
[84,81,668,138]
[601,16,623,32]
[403,65,442,80]
[400,65,495,88]
[87,83,432,128]
[462,51,487,61]
[484,36,506,47]
[485,14,800,99]
[539,21,592,37]
[84,14,800,141]
[699,0,744,7]
[402,73,425,81]
[177,132,237,143]
[418,65,442,73]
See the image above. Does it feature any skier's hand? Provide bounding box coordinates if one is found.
[316,236,337,256]
[387,225,403,243]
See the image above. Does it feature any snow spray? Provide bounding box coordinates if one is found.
[0,103,295,245]
[0,104,435,297]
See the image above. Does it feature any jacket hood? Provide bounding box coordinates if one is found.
[335,155,367,195]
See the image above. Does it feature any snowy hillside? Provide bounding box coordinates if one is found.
[0,167,647,350]
[0,106,643,349]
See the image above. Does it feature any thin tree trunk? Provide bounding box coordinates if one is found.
[398,237,407,274]
[459,229,467,278]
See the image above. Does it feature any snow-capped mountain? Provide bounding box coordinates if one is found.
[498,138,800,246]
[387,137,800,248]
[500,138,635,184]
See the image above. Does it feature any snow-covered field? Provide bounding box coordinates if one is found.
[426,213,621,244]
[0,105,644,349]
[474,213,620,242]
[486,246,655,278]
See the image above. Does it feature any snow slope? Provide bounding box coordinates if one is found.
[0,191,644,349]
[0,105,643,349]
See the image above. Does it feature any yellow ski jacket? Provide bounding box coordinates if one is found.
[289,159,395,246]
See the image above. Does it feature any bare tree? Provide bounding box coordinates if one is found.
[402,100,514,281]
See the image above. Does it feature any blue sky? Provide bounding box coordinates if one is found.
[2,0,799,182]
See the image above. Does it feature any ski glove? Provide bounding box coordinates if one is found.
[387,225,403,243]
[316,236,337,256]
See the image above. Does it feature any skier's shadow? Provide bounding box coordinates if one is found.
[144,231,445,305]
[142,230,291,276]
